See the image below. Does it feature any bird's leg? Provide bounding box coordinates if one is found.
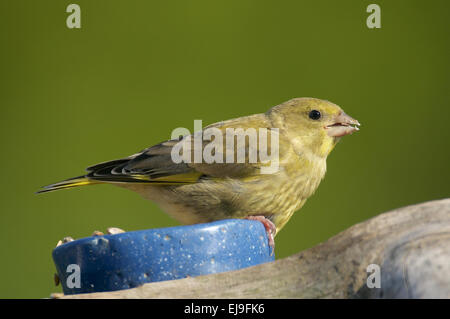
[244,215,276,254]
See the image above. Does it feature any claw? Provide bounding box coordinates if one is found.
[245,215,276,255]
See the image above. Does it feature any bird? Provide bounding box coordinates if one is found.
[38,97,360,249]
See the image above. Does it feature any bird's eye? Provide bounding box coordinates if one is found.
[308,110,321,120]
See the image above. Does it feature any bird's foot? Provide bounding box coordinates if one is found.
[244,215,276,255]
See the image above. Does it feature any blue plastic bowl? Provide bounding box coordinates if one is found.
[53,219,274,295]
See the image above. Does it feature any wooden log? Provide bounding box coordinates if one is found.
[56,198,450,299]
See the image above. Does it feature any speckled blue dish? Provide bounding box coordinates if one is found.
[53,219,274,295]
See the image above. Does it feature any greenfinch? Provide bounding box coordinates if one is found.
[38,97,360,247]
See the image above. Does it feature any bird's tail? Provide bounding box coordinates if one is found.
[36,176,100,194]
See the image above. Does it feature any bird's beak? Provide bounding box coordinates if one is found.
[325,112,361,137]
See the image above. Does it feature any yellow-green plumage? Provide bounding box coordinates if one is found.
[39,98,359,234]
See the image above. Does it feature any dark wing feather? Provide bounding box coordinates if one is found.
[85,113,281,183]
[86,140,201,184]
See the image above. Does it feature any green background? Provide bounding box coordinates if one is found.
[0,0,448,298]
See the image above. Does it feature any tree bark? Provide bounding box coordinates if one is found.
[56,198,450,299]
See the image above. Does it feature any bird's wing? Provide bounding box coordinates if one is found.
[86,114,285,184]
[86,139,202,184]
[188,114,283,178]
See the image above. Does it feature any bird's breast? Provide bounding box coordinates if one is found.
[124,156,327,232]
[259,156,327,230]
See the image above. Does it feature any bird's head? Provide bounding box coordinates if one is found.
[268,97,360,158]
